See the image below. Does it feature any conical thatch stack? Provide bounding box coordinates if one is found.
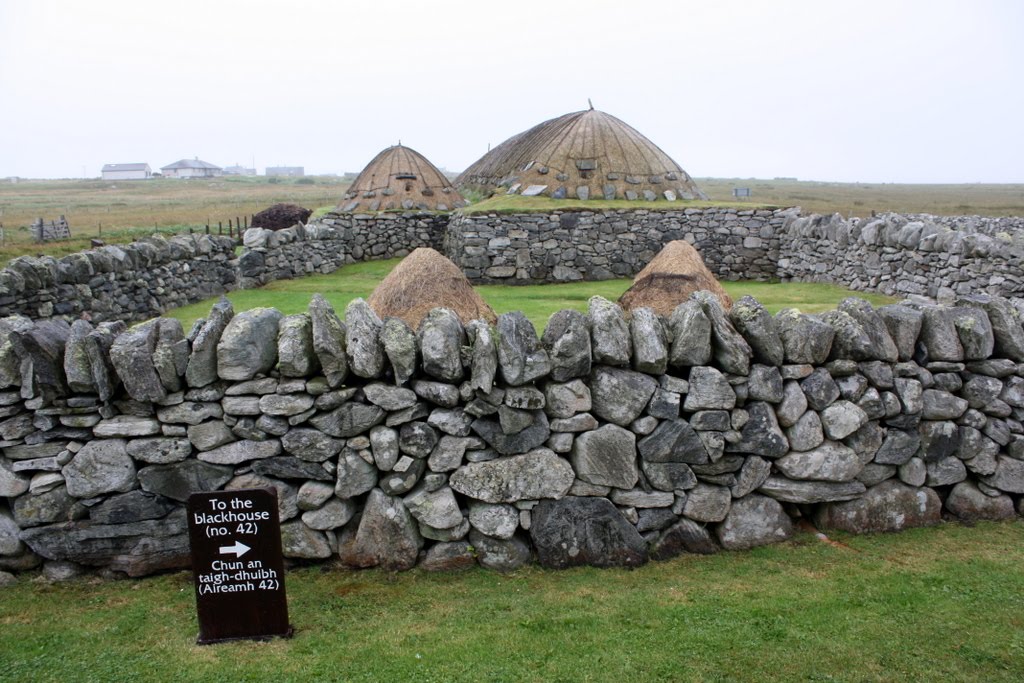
[619,240,732,315]
[457,108,706,202]
[340,144,467,212]
[368,248,497,328]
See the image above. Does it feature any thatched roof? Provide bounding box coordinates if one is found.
[368,248,497,328]
[456,108,706,202]
[340,145,467,212]
[619,240,732,315]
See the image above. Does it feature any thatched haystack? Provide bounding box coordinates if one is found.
[457,107,706,202]
[619,240,732,315]
[368,248,497,328]
[340,144,467,213]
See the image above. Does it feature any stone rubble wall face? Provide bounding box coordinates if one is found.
[2,293,1023,577]
[238,212,447,288]
[0,235,237,323]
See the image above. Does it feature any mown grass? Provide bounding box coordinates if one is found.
[1,521,1022,682]
[163,259,895,330]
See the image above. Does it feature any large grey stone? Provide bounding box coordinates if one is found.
[775,441,863,482]
[878,305,923,362]
[468,501,520,539]
[308,293,348,386]
[381,316,418,386]
[137,460,233,502]
[544,380,591,419]
[156,401,222,425]
[571,424,638,489]
[682,483,731,523]
[588,366,658,426]
[924,456,967,487]
[542,309,591,381]
[340,489,422,571]
[87,490,177,525]
[715,494,793,550]
[462,320,495,393]
[776,309,834,364]
[301,497,357,530]
[800,368,840,411]
[11,319,71,400]
[187,421,235,452]
[588,296,631,367]
[630,308,668,375]
[252,456,332,482]
[469,529,531,572]
[637,418,707,464]
[404,484,463,530]
[820,401,869,440]
[980,456,1024,494]
[727,402,788,458]
[153,318,188,393]
[730,295,784,366]
[62,439,136,498]
[418,308,465,383]
[497,311,550,386]
[125,437,192,464]
[345,298,385,378]
[731,456,772,498]
[945,481,1015,521]
[651,518,719,559]
[63,319,96,393]
[196,439,281,465]
[758,476,867,503]
[216,307,283,381]
[471,412,550,455]
[334,450,379,498]
[979,296,1024,361]
[0,459,29,497]
[693,291,751,375]
[109,321,165,402]
[309,402,386,438]
[280,428,343,463]
[668,300,712,367]
[952,306,995,360]
[813,480,941,533]
[838,298,899,362]
[277,314,318,377]
[921,390,968,420]
[531,496,647,568]
[919,307,964,362]
[449,448,574,503]
[280,520,332,559]
[682,366,735,411]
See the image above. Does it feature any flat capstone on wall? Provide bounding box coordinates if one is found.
[2,290,1024,579]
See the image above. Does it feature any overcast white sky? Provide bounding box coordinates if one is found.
[1,0,1021,182]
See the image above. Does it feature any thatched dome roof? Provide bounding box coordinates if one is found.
[340,145,467,212]
[456,108,706,202]
[368,247,497,328]
[619,240,732,315]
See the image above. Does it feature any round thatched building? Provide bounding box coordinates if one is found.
[456,107,706,202]
[341,144,467,212]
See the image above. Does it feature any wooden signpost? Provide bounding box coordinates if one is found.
[186,488,292,644]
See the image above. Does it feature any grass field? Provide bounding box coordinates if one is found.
[0,176,347,261]
[164,259,895,330]
[1,521,1022,682]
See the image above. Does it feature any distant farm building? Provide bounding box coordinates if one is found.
[101,163,151,180]
[266,166,304,177]
[160,158,223,178]
[340,144,468,212]
[224,165,257,176]
[457,107,706,202]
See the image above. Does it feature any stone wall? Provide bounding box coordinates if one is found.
[778,212,1024,301]
[444,207,791,284]
[3,292,1024,578]
[0,234,237,323]
[238,212,447,288]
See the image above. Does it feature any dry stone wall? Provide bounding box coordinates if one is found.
[238,212,447,288]
[444,207,789,284]
[778,212,1024,301]
[3,292,1024,579]
[0,234,236,324]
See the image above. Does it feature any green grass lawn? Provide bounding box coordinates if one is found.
[165,259,895,330]
[2,521,1022,682]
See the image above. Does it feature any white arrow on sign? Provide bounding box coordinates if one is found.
[218,541,251,558]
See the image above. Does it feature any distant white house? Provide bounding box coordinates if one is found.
[266,166,304,177]
[224,165,257,176]
[160,158,223,178]
[101,163,152,180]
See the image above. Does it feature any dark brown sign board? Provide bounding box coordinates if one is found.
[187,488,292,644]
